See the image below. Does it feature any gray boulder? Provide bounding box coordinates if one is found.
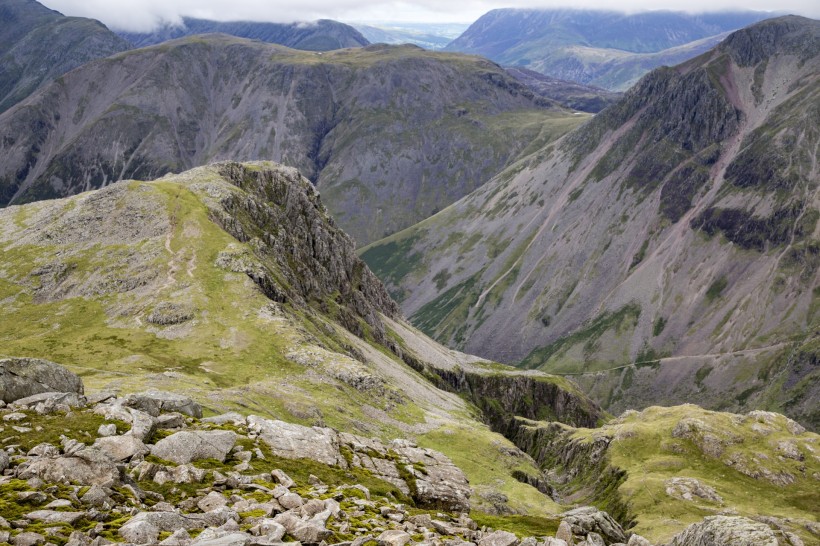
[0,450,8,472]
[248,416,344,466]
[152,430,237,464]
[126,390,202,418]
[478,530,518,546]
[273,511,332,544]
[555,521,574,544]
[561,507,627,545]
[378,530,411,546]
[627,535,652,546]
[93,435,148,461]
[12,391,86,409]
[667,516,782,546]
[22,446,122,486]
[0,358,83,403]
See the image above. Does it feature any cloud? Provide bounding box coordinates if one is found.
[40,0,818,32]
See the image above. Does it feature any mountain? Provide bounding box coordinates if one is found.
[361,16,820,429]
[353,22,468,50]
[504,67,622,112]
[118,17,369,50]
[0,37,581,245]
[445,9,778,90]
[0,0,130,113]
[1,161,817,546]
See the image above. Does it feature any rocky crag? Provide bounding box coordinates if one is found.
[0,36,583,245]
[0,0,130,113]
[361,16,820,429]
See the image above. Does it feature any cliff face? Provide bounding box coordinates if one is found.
[0,37,579,245]
[362,16,820,427]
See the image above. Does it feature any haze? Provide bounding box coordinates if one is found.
[40,0,815,32]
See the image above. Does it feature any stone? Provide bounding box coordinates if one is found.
[248,416,344,467]
[119,519,160,544]
[128,390,203,418]
[585,534,605,546]
[255,520,286,541]
[11,532,46,546]
[561,507,627,545]
[160,528,193,545]
[665,477,723,503]
[378,530,412,546]
[0,449,8,472]
[273,512,332,545]
[271,469,295,488]
[25,510,85,524]
[519,538,538,546]
[190,532,252,545]
[21,446,122,486]
[279,492,304,510]
[626,535,652,546]
[199,491,229,512]
[667,515,782,546]
[555,521,574,545]
[0,358,83,403]
[544,539,568,546]
[478,530,518,546]
[158,412,186,429]
[97,424,117,437]
[81,485,113,508]
[151,430,237,464]
[93,435,148,461]
[12,392,86,409]
[203,413,247,426]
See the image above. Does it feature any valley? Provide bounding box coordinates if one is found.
[0,2,818,546]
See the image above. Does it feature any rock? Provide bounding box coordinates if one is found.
[12,391,86,409]
[25,510,85,524]
[273,512,332,544]
[97,424,117,437]
[389,439,471,512]
[665,477,723,503]
[255,520,286,541]
[11,532,45,546]
[626,534,652,546]
[199,491,229,512]
[152,430,237,464]
[0,358,83,403]
[160,529,193,545]
[478,530,518,546]
[248,416,344,467]
[158,412,187,429]
[93,435,148,461]
[128,390,203,418]
[544,539,568,546]
[0,449,9,472]
[128,407,159,441]
[667,515,782,545]
[271,469,295,488]
[81,485,113,508]
[279,492,304,510]
[519,538,538,546]
[22,446,122,486]
[120,519,160,544]
[561,507,626,545]
[378,530,412,546]
[585,534,605,546]
[191,532,252,546]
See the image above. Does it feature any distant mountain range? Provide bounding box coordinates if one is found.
[0,0,129,113]
[353,22,468,50]
[0,36,582,245]
[445,9,779,90]
[362,16,820,429]
[117,16,369,50]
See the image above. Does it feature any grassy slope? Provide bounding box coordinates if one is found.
[0,165,557,517]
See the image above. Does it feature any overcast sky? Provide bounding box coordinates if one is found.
[40,0,816,32]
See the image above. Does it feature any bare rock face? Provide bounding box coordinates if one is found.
[151,430,237,465]
[21,445,123,487]
[560,507,627,545]
[248,415,471,512]
[665,477,723,503]
[0,358,83,403]
[666,515,785,546]
[125,390,202,418]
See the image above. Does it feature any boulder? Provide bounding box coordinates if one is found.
[97,423,117,437]
[160,529,192,545]
[273,511,332,544]
[127,390,202,418]
[119,519,160,544]
[12,391,86,409]
[22,446,122,486]
[190,532,252,545]
[81,485,113,508]
[378,530,412,546]
[389,439,471,512]
[0,450,9,472]
[93,435,148,461]
[627,535,652,546]
[667,515,782,546]
[248,416,344,466]
[478,530,518,546]
[0,358,83,403]
[585,533,605,546]
[199,491,229,512]
[25,510,85,524]
[203,412,247,425]
[545,539,569,546]
[560,507,626,545]
[11,532,45,546]
[152,430,237,464]
[665,477,723,503]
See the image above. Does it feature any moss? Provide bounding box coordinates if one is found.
[653,316,666,336]
[705,276,728,302]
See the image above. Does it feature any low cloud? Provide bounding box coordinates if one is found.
[41,0,817,32]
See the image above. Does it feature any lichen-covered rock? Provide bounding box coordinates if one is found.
[248,416,344,467]
[22,445,123,486]
[151,430,237,464]
[665,477,723,503]
[666,515,783,545]
[560,507,627,545]
[93,435,149,461]
[478,530,518,546]
[0,358,83,403]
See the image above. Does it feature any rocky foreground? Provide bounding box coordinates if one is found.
[1,358,812,546]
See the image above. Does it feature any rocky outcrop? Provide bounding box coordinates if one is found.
[560,507,628,545]
[666,515,799,546]
[151,431,238,465]
[0,357,83,403]
[247,415,471,512]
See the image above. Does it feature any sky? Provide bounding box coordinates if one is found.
[40,0,816,32]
